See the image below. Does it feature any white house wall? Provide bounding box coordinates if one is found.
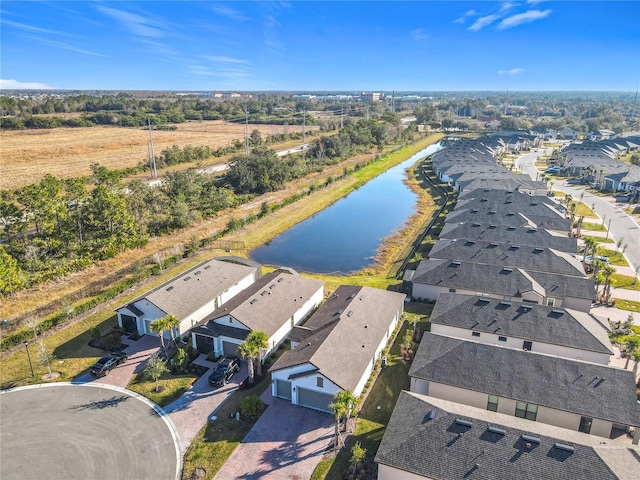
[213,314,250,330]
[219,272,258,305]
[293,288,324,325]
[271,363,341,405]
[411,379,615,438]
[378,463,433,480]
[560,296,592,313]
[430,324,610,365]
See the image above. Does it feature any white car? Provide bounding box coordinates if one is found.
[584,255,609,265]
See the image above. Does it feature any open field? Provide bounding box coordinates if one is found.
[0,120,311,189]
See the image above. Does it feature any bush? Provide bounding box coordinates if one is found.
[240,395,265,420]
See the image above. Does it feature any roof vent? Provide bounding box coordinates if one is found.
[450,261,461,267]
[499,301,511,306]
[261,291,268,296]
[502,267,513,272]
[554,443,575,453]
[348,293,356,299]
[477,298,490,304]
[488,426,506,435]
[521,434,540,444]
[507,212,515,216]
[551,309,564,315]
[184,276,192,281]
[347,311,353,317]
[509,245,520,250]
[533,248,544,253]
[277,277,284,283]
[204,265,211,270]
[269,284,276,289]
[455,418,473,427]
[488,225,497,229]
[166,286,174,292]
[194,270,201,276]
[427,409,437,420]
[489,242,498,248]
[507,226,516,231]
[335,308,344,316]
[250,299,258,305]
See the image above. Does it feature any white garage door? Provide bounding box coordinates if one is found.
[297,388,333,413]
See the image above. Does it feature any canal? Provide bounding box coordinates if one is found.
[250,142,443,274]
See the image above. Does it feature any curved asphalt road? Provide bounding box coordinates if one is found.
[0,383,180,480]
[516,149,640,272]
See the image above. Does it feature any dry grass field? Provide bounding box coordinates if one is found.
[0,120,309,189]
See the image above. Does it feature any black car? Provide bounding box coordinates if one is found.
[90,351,128,376]
[208,356,240,387]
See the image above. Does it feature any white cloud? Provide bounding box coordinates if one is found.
[208,4,248,22]
[411,29,429,40]
[2,19,65,36]
[205,56,248,64]
[469,14,499,31]
[96,5,165,38]
[497,9,552,29]
[455,9,477,24]
[498,68,524,75]
[0,79,52,89]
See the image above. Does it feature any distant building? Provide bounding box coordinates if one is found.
[360,92,382,102]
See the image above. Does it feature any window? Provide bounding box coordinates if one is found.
[515,402,538,421]
[498,336,507,342]
[487,395,499,412]
[449,288,457,293]
[317,377,324,388]
[523,341,533,351]
[503,296,511,302]
[546,298,556,307]
[579,416,593,434]
[472,332,481,338]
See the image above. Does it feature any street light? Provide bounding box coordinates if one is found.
[605,218,612,241]
[24,341,34,377]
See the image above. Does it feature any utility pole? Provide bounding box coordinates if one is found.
[341,106,344,129]
[147,118,157,178]
[391,90,395,113]
[302,109,306,144]
[244,108,249,156]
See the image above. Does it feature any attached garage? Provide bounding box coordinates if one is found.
[297,388,333,413]
[120,314,137,333]
[275,380,292,400]
[222,340,240,357]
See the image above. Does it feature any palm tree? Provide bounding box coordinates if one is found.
[329,390,359,449]
[594,271,604,303]
[246,330,269,376]
[602,265,616,303]
[149,316,169,356]
[163,314,180,347]
[622,337,640,370]
[583,237,598,265]
[238,340,260,384]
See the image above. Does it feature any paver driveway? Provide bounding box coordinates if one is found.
[214,393,334,480]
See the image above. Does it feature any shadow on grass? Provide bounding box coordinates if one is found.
[52,315,119,360]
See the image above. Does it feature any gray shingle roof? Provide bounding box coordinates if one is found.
[375,391,621,480]
[412,259,595,301]
[439,221,578,253]
[271,285,405,391]
[116,258,258,320]
[195,271,323,337]
[429,239,585,276]
[409,333,640,426]
[430,293,613,355]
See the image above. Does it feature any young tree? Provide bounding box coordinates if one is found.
[240,395,265,420]
[37,341,57,378]
[601,265,616,303]
[349,442,367,478]
[0,245,23,296]
[144,354,169,392]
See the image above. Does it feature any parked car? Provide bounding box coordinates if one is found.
[208,356,240,387]
[90,351,128,376]
[584,255,610,266]
[544,167,560,174]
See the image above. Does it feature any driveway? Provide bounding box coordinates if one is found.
[0,383,180,480]
[214,392,334,480]
[73,334,160,387]
[165,358,249,453]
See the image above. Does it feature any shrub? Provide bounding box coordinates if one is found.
[240,395,265,420]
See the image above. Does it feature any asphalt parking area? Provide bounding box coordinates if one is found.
[0,383,180,480]
[214,394,333,480]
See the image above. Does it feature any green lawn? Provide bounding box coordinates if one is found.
[316,318,427,480]
[574,202,598,218]
[614,299,640,313]
[128,371,200,407]
[581,222,607,232]
[582,235,614,244]
[611,274,640,291]
[597,248,629,266]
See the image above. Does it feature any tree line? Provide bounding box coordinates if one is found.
[0,117,411,295]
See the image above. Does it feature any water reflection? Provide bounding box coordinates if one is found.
[251,142,442,274]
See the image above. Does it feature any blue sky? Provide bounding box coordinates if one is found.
[1,1,638,91]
